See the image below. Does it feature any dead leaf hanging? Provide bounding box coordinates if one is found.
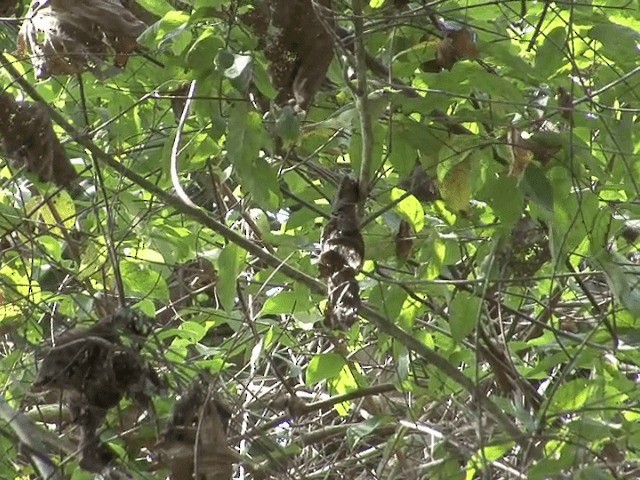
[395,220,414,263]
[423,18,479,72]
[0,92,78,188]
[157,377,235,480]
[242,0,334,110]
[557,87,574,126]
[17,0,147,79]
[32,308,161,471]
[319,176,364,328]
[507,127,534,178]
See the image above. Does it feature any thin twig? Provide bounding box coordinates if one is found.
[351,0,374,203]
[0,52,522,443]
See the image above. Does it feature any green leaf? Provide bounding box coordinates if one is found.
[589,23,640,66]
[546,379,593,415]
[593,249,640,317]
[439,154,473,213]
[449,291,481,341]
[37,190,76,237]
[120,260,170,301]
[135,0,173,16]
[346,416,389,449]
[217,243,247,312]
[481,174,523,229]
[227,103,281,209]
[534,27,567,79]
[252,60,278,100]
[391,188,425,232]
[306,353,346,385]
[186,28,223,72]
[521,165,553,212]
[261,289,312,315]
[275,106,301,147]
[465,442,514,480]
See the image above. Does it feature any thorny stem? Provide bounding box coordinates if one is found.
[0,53,522,443]
[351,0,374,205]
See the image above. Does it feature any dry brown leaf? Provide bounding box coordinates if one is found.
[433,20,479,71]
[557,87,574,126]
[158,378,235,480]
[17,0,147,79]
[395,220,414,263]
[507,127,534,178]
[0,92,78,188]
[320,176,364,329]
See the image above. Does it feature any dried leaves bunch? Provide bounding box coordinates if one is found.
[32,309,161,471]
[243,0,334,110]
[156,377,236,480]
[17,0,147,79]
[0,92,77,187]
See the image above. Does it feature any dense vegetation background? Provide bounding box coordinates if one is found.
[0,0,639,478]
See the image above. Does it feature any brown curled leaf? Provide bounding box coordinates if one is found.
[0,93,78,188]
[507,127,534,178]
[395,220,414,263]
[32,309,160,472]
[557,87,574,127]
[157,377,235,480]
[320,176,364,328]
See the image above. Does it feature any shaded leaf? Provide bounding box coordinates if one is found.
[306,353,345,385]
[217,243,247,312]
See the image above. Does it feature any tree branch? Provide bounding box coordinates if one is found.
[0,53,521,443]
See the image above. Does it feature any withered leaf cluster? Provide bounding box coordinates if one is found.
[0,92,77,188]
[156,377,235,480]
[32,309,161,471]
[422,18,479,72]
[320,176,364,328]
[242,0,334,110]
[17,0,147,79]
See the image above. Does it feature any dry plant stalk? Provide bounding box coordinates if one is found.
[17,0,147,79]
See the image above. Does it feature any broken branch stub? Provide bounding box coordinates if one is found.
[17,0,147,79]
[320,176,365,328]
[0,92,78,188]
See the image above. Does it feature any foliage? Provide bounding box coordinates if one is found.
[0,0,639,478]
